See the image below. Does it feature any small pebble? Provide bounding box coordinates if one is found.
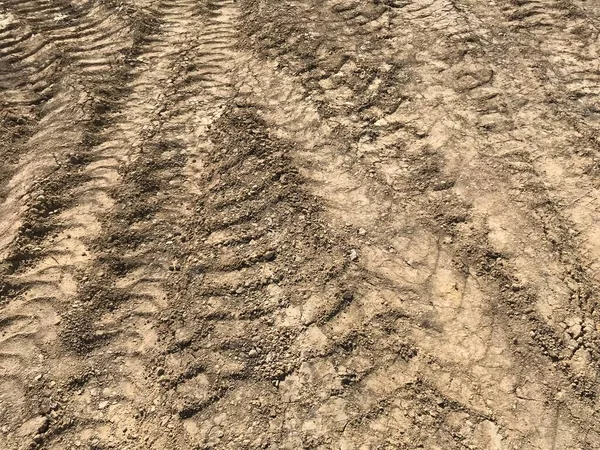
[98,401,110,410]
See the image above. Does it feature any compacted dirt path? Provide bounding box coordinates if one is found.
[3,0,600,449]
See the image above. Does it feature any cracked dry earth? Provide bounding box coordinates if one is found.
[4,1,600,450]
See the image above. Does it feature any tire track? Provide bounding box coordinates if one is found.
[69,4,354,448]
[461,0,600,277]
[0,0,151,259]
[73,1,518,447]
[35,1,240,448]
[0,9,66,246]
[0,1,157,447]
[3,0,600,448]
[232,0,600,448]
[0,0,157,260]
[0,12,58,109]
[457,0,600,382]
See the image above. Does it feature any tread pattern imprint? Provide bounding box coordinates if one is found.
[2,0,600,449]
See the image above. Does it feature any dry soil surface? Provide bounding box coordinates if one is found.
[2,0,600,449]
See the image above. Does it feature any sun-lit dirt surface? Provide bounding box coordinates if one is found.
[2,0,600,449]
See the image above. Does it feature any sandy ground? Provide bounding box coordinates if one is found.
[2,0,600,449]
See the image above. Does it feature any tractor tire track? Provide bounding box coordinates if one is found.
[234,0,600,448]
[0,0,133,257]
[3,0,600,449]
[34,1,240,448]
[0,1,156,447]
